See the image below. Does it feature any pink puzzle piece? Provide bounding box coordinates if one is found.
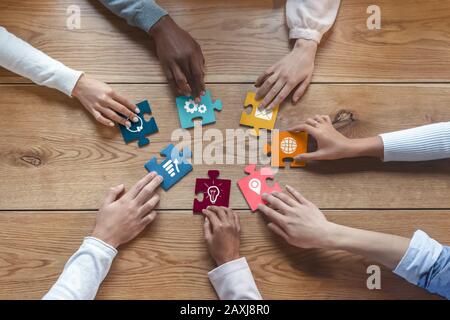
[237,164,282,212]
[193,170,231,214]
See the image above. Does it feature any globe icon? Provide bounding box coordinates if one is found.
[280,137,297,154]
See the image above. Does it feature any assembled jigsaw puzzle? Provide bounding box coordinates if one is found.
[175,90,222,129]
[264,131,308,168]
[144,144,193,190]
[193,170,231,214]
[237,164,282,212]
[119,100,158,147]
[239,91,279,136]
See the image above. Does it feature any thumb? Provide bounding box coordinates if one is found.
[295,150,324,162]
[103,184,124,205]
[203,217,212,240]
[287,123,316,136]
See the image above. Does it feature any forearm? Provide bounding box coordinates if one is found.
[0,27,82,96]
[325,223,410,270]
[286,0,341,43]
[344,122,450,161]
[43,237,117,300]
[208,258,262,300]
[98,0,167,32]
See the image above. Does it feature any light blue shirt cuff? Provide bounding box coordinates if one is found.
[135,1,167,32]
[393,230,443,285]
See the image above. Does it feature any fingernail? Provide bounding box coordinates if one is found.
[125,121,131,128]
[135,108,140,113]
[109,122,115,127]
[132,116,139,123]
[157,175,163,182]
[149,171,156,177]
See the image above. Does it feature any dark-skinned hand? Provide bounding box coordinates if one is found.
[149,15,205,102]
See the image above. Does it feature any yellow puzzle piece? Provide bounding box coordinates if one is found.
[239,92,279,136]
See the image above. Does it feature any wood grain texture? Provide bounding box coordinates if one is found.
[0,0,449,83]
[0,210,446,300]
[1,83,450,210]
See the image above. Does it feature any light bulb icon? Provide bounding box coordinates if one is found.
[207,185,220,204]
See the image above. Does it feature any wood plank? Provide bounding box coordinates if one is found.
[1,83,450,210]
[0,0,449,83]
[0,210,447,299]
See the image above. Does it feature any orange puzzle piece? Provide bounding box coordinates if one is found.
[239,92,279,136]
[264,131,308,167]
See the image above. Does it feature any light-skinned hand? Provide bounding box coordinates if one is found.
[255,39,317,110]
[258,186,335,249]
[202,206,241,266]
[91,172,163,248]
[289,115,384,161]
[72,74,139,128]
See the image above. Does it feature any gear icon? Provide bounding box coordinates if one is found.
[197,104,207,114]
[184,99,197,113]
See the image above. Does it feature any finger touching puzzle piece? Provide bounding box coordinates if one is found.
[193,170,231,214]
[239,91,279,136]
[119,100,159,147]
[144,144,193,190]
[175,90,222,129]
[237,164,282,212]
[264,131,308,168]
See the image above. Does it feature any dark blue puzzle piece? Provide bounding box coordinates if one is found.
[144,144,193,190]
[119,100,158,147]
[175,90,222,129]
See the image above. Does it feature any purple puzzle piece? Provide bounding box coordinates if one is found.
[193,170,231,214]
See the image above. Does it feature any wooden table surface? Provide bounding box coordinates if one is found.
[0,0,449,299]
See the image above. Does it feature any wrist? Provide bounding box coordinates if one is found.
[148,15,175,39]
[347,136,384,159]
[91,229,120,249]
[293,38,318,53]
[71,73,86,98]
[321,223,353,250]
[215,254,240,267]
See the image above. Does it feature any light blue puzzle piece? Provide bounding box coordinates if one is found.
[144,144,193,190]
[175,90,222,129]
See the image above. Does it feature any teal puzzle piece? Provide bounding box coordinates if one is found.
[119,100,158,147]
[144,144,193,191]
[175,90,222,129]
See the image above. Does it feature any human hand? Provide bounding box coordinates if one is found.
[202,206,241,266]
[289,115,384,161]
[258,186,335,249]
[91,172,163,248]
[149,16,205,102]
[72,74,139,128]
[255,39,317,110]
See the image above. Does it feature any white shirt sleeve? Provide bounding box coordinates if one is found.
[286,0,341,43]
[43,237,117,300]
[208,257,262,300]
[380,122,450,162]
[0,26,83,96]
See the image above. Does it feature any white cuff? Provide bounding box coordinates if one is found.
[393,230,443,285]
[57,68,83,97]
[289,28,322,43]
[83,236,118,257]
[208,257,262,300]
